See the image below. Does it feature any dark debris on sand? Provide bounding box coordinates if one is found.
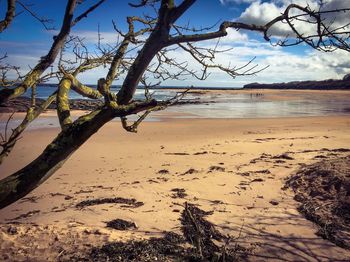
[285,154,350,249]
[9,210,40,220]
[171,188,188,198]
[181,168,199,176]
[106,219,138,230]
[157,169,170,174]
[76,197,144,209]
[272,153,294,160]
[82,232,187,262]
[208,166,226,172]
[71,203,250,261]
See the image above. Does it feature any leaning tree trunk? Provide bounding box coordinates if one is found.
[0,108,114,209]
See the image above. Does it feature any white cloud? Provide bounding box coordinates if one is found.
[238,0,316,37]
[237,0,350,39]
[147,37,349,87]
[199,28,248,47]
[4,37,349,87]
[219,28,249,43]
[71,30,121,44]
[219,0,256,5]
[260,49,350,80]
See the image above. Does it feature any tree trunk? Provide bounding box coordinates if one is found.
[0,108,114,209]
[117,36,163,104]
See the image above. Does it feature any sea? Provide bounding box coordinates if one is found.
[21,85,350,119]
[1,84,349,130]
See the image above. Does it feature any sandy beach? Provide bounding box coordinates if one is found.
[0,102,350,260]
[0,89,349,261]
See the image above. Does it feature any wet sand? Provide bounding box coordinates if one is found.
[0,113,350,260]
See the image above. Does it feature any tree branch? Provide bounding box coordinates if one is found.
[169,0,196,23]
[117,1,175,104]
[0,97,165,209]
[60,67,103,99]
[0,0,77,105]
[167,4,350,48]
[17,1,55,30]
[167,22,266,46]
[121,110,151,133]
[0,92,57,164]
[71,0,107,27]
[57,79,73,130]
[105,17,134,88]
[0,0,16,33]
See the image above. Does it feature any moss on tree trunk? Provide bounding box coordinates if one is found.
[0,108,114,209]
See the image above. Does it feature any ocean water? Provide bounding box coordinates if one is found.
[24,86,175,101]
[21,85,350,119]
[1,85,348,130]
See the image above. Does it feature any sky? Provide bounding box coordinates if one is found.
[0,0,349,88]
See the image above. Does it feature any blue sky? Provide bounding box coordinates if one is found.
[0,0,349,87]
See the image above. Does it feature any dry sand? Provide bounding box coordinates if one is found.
[0,107,350,260]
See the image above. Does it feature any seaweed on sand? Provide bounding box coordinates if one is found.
[171,188,187,198]
[106,219,138,230]
[76,197,144,208]
[72,203,250,261]
[285,154,350,249]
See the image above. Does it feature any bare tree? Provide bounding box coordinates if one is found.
[0,0,349,209]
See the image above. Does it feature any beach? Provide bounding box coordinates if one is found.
[0,90,350,261]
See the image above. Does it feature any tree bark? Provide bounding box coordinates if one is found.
[117,0,175,105]
[0,0,77,105]
[0,0,16,33]
[0,108,114,209]
[117,32,163,104]
[0,99,159,209]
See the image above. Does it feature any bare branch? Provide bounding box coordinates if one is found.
[17,1,55,30]
[60,67,103,99]
[169,0,196,23]
[128,0,160,8]
[167,4,350,51]
[71,0,107,27]
[0,0,78,104]
[117,0,179,104]
[0,0,16,33]
[0,92,57,164]
[0,61,23,87]
[120,87,189,133]
[167,22,266,46]
[121,111,151,133]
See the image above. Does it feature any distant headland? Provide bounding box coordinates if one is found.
[243,74,350,90]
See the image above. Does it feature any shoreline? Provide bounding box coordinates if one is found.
[164,87,350,92]
[1,89,350,121]
[2,111,350,133]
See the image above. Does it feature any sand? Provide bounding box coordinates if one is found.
[0,99,350,260]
